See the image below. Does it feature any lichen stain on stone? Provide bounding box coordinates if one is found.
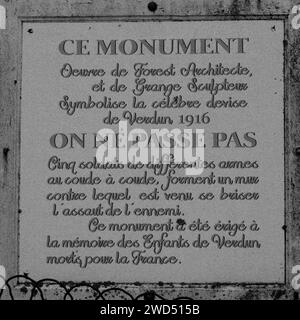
[3,147,9,162]
[144,290,156,300]
[257,0,262,10]
[20,286,28,294]
[1,147,9,187]
[240,290,258,300]
[289,37,300,82]
[271,289,285,299]
[229,0,240,15]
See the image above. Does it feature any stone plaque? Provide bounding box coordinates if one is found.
[20,20,284,283]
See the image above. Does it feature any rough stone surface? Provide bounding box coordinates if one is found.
[0,0,298,299]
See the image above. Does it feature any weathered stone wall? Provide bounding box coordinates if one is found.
[0,0,299,299]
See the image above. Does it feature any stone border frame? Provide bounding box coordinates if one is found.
[0,0,298,299]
